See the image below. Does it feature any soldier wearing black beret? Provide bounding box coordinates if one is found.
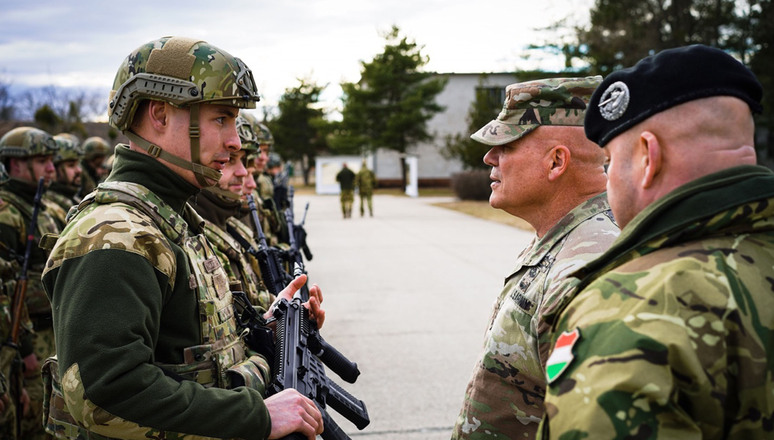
[539,45,774,439]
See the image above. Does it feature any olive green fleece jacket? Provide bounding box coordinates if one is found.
[42,146,271,439]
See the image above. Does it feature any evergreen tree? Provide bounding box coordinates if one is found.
[333,25,447,186]
[269,78,330,186]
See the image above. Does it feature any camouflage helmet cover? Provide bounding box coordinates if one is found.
[255,122,274,146]
[236,112,259,153]
[108,36,261,131]
[0,127,58,159]
[82,136,110,160]
[53,133,84,163]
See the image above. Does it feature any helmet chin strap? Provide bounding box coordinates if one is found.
[124,103,222,188]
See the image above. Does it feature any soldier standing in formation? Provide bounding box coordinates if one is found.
[452,77,620,440]
[78,136,109,196]
[45,133,84,224]
[0,126,63,439]
[354,159,375,217]
[41,36,324,439]
[336,162,355,219]
[539,45,774,439]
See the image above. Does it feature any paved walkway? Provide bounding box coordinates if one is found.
[291,192,534,439]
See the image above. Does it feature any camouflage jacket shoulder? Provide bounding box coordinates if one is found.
[541,166,774,440]
[44,181,192,288]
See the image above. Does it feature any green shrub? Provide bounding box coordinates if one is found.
[450,170,491,200]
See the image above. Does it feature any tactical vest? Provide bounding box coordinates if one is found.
[0,189,61,317]
[42,182,269,439]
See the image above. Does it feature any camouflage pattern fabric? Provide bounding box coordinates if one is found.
[453,193,619,440]
[355,166,375,216]
[41,149,271,439]
[538,166,774,440]
[471,76,602,146]
[0,183,62,440]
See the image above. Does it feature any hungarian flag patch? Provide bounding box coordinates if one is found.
[546,328,581,384]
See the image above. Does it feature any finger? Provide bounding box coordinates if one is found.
[310,284,323,303]
[278,274,308,301]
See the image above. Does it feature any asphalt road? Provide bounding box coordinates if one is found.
[291,192,534,440]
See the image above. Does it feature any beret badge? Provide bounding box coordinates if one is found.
[598,81,630,121]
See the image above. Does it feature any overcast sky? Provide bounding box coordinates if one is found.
[0,0,593,117]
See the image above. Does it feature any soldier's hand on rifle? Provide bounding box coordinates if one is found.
[264,274,326,329]
[265,388,323,440]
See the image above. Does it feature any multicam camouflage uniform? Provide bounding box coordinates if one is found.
[41,147,271,439]
[453,193,618,440]
[40,35,272,439]
[0,127,62,440]
[354,163,375,217]
[539,166,774,439]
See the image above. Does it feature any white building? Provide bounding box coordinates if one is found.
[315,72,518,194]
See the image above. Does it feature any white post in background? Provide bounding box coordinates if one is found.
[405,155,418,197]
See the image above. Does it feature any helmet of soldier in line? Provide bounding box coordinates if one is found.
[0,127,58,160]
[53,133,84,164]
[108,36,261,131]
[267,152,282,169]
[81,136,110,161]
[255,122,274,147]
[236,113,259,155]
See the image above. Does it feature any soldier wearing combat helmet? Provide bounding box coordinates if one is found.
[452,77,620,440]
[46,133,84,221]
[78,136,109,196]
[0,126,62,440]
[41,36,325,439]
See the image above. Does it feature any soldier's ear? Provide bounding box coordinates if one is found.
[147,100,170,130]
[639,131,661,189]
[547,145,571,182]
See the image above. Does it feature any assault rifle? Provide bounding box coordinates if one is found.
[285,186,313,263]
[5,177,46,438]
[8,177,45,345]
[235,194,370,440]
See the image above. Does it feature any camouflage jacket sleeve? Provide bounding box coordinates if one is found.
[42,205,271,440]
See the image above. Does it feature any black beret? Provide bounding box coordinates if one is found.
[585,44,763,147]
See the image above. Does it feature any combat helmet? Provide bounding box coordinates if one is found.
[0,127,58,160]
[108,36,261,187]
[53,133,84,164]
[236,113,259,155]
[255,122,274,147]
[82,136,110,161]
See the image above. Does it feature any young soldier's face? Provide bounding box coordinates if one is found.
[218,149,248,196]
[11,155,56,186]
[163,103,241,188]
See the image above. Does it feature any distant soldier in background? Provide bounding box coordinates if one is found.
[0,126,62,440]
[336,162,355,219]
[354,159,376,217]
[46,133,84,223]
[79,136,110,196]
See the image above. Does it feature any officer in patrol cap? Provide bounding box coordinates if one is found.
[41,36,324,439]
[539,44,773,439]
[452,76,620,440]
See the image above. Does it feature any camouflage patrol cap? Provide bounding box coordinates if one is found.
[53,133,84,164]
[0,127,58,159]
[471,76,603,146]
[108,36,261,131]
